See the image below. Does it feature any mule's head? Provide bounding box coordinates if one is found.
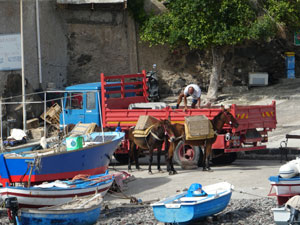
[160,119,176,142]
[220,106,239,128]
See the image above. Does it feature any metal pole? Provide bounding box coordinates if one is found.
[20,0,26,132]
[35,0,42,84]
[97,92,104,142]
[61,98,66,136]
[0,101,3,151]
[44,92,47,137]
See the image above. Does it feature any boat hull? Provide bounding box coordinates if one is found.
[0,132,124,186]
[20,207,101,225]
[0,173,113,208]
[153,193,232,223]
[269,175,300,205]
[152,182,233,224]
[19,195,102,225]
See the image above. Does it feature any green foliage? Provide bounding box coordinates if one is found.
[127,0,148,25]
[140,0,300,49]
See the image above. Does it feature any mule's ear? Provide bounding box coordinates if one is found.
[221,105,225,111]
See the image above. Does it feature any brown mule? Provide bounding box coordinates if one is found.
[169,106,239,171]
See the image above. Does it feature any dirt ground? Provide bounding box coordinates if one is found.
[105,78,300,205]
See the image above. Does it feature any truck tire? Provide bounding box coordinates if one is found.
[173,140,200,167]
[211,152,237,165]
[113,153,129,165]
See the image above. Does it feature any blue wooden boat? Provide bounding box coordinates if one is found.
[151,182,233,224]
[0,170,114,208]
[0,132,124,186]
[18,193,103,225]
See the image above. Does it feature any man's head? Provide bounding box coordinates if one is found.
[188,86,194,95]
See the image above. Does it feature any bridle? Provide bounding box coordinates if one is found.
[149,122,175,142]
[221,111,238,128]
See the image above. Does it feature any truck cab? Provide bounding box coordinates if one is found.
[60,82,135,128]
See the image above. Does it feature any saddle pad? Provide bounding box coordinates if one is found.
[185,116,214,141]
[132,125,154,138]
[135,115,160,130]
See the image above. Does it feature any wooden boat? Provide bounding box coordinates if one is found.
[18,193,103,225]
[0,171,113,208]
[0,131,124,186]
[268,175,300,205]
[151,182,233,224]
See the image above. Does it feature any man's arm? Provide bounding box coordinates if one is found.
[197,97,201,108]
[184,95,188,109]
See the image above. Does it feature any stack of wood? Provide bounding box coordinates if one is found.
[40,103,62,129]
[69,122,97,136]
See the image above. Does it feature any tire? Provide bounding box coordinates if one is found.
[173,140,200,167]
[211,152,237,165]
[113,153,129,164]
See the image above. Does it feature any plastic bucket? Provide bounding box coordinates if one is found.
[66,136,84,151]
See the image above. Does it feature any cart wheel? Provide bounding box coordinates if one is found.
[113,153,129,164]
[173,140,200,166]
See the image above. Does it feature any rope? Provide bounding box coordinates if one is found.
[233,189,274,199]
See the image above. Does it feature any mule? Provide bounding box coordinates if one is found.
[128,119,176,174]
[169,106,239,171]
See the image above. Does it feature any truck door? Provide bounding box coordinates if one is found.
[63,92,85,125]
[84,92,100,126]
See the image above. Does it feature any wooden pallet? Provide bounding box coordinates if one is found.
[69,123,97,136]
[40,103,62,128]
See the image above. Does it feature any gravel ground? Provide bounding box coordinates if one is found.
[98,197,278,225]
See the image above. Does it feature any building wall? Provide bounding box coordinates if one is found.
[0,0,136,95]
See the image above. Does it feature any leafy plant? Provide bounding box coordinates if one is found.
[139,0,300,101]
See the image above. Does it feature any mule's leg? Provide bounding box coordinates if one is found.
[128,142,134,171]
[165,141,171,173]
[157,145,164,173]
[202,144,208,171]
[203,143,213,171]
[148,148,154,174]
[169,141,177,175]
[133,144,141,170]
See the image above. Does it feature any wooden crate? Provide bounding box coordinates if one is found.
[69,122,97,136]
[185,115,210,136]
[135,115,159,130]
[40,103,62,127]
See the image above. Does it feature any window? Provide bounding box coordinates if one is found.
[86,92,96,110]
[66,92,83,109]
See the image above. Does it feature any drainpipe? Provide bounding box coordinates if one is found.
[20,0,26,132]
[36,0,42,84]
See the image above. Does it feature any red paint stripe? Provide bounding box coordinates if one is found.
[272,184,300,186]
[1,166,108,186]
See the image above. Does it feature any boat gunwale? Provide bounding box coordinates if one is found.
[4,140,116,159]
[152,190,232,206]
[3,132,124,159]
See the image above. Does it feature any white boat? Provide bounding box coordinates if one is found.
[0,171,113,208]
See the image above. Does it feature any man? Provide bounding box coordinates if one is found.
[176,84,201,111]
